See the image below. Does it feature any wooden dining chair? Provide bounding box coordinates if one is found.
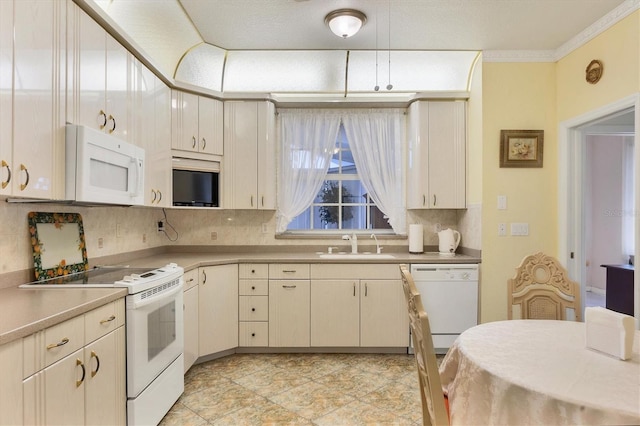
[399,265,450,426]
[508,252,582,321]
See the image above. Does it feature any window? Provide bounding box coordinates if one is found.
[287,125,392,231]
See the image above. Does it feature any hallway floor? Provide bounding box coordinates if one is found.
[160,353,423,425]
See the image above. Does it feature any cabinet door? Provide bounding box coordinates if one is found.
[104,32,132,141]
[77,8,107,132]
[257,101,276,209]
[199,264,238,355]
[360,280,409,347]
[198,97,223,156]
[172,91,199,152]
[310,280,359,346]
[154,77,172,206]
[224,101,258,209]
[427,101,466,208]
[183,285,199,372]
[12,0,64,199]
[269,280,310,347]
[0,340,23,425]
[406,101,428,208]
[42,349,86,425]
[84,327,126,426]
[0,0,12,196]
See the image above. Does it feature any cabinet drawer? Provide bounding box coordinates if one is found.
[85,299,125,344]
[310,264,401,280]
[239,296,269,321]
[269,264,310,279]
[239,322,268,346]
[183,268,199,291]
[239,279,268,295]
[239,264,268,279]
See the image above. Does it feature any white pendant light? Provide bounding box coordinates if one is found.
[325,9,367,39]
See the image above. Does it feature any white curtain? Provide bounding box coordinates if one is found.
[342,109,406,234]
[276,110,341,233]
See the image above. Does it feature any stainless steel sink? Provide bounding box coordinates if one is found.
[318,253,396,259]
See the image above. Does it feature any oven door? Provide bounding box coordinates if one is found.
[126,281,184,398]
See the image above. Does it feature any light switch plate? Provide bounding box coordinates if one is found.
[497,195,507,210]
[511,223,529,236]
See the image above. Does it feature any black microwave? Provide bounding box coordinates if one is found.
[172,158,220,207]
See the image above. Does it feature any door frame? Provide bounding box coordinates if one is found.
[558,93,640,326]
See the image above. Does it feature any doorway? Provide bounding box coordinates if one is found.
[559,94,639,325]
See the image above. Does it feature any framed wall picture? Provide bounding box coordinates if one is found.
[499,130,544,168]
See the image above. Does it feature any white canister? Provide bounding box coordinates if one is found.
[409,224,424,254]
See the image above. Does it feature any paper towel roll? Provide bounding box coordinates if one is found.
[409,224,424,254]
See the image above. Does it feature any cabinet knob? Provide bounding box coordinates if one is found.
[251,333,256,337]
[251,286,256,290]
[251,307,256,312]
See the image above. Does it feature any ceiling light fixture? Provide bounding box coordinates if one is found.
[325,9,367,39]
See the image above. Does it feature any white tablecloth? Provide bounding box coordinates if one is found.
[439,320,640,425]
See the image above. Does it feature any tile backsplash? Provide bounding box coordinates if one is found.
[0,201,480,277]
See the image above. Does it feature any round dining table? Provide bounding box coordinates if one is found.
[439,320,640,425]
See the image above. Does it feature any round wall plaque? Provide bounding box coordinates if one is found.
[585,60,603,84]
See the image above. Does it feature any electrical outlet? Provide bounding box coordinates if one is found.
[157,220,164,233]
[511,222,529,236]
[498,223,506,236]
[98,237,104,249]
[210,231,217,240]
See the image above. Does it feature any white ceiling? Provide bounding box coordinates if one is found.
[180,0,627,51]
[89,0,634,97]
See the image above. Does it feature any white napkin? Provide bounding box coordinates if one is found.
[585,307,635,360]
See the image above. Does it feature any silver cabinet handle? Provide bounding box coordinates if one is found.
[261,196,264,207]
[151,189,157,203]
[365,283,368,297]
[100,315,116,325]
[202,270,207,284]
[353,283,356,297]
[423,194,426,206]
[201,137,206,150]
[158,190,162,203]
[433,194,437,206]
[282,285,297,289]
[1,160,11,189]
[46,337,69,350]
[192,136,197,149]
[282,270,297,273]
[250,195,254,207]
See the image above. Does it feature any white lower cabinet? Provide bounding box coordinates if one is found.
[199,264,238,355]
[268,264,310,347]
[183,268,199,372]
[0,339,23,425]
[310,280,360,346]
[238,264,269,347]
[310,264,409,348]
[22,299,126,426]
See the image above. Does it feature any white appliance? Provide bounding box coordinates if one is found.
[21,263,184,426]
[410,264,478,353]
[66,124,145,205]
[437,228,461,255]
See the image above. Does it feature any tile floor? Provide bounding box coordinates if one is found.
[160,353,425,425]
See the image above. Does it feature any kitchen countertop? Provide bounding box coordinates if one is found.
[0,249,480,345]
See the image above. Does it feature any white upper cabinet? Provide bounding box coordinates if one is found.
[136,62,171,207]
[223,101,276,209]
[407,101,466,209]
[171,91,222,157]
[0,0,13,197]
[69,5,134,142]
[2,0,66,199]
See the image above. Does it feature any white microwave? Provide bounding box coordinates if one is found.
[65,124,145,205]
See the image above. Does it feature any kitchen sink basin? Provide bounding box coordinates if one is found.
[318,253,396,259]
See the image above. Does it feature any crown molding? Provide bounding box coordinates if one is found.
[484,0,640,63]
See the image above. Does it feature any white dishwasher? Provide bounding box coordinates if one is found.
[410,264,479,353]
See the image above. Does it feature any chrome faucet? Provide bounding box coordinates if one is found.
[371,233,383,254]
[342,233,358,254]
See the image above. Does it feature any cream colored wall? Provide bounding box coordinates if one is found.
[557,12,640,122]
[480,62,558,322]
